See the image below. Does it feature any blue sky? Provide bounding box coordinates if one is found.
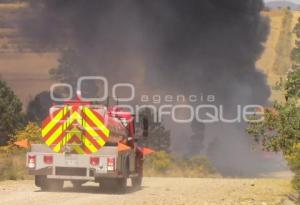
[264,0,300,4]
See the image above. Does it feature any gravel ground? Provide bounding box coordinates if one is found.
[0,177,293,205]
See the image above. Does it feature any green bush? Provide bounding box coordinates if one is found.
[13,122,42,144]
[0,122,42,154]
[0,122,42,180]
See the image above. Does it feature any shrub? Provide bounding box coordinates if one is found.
[144,151,172,174]
[13,122,42,144]
[0,122,42,180]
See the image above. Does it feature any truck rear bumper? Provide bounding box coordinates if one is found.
[47,175,94,180]
[29,167,52,175]
[26,146,135,181]
[28,167,122,181]
[29,166,96,180]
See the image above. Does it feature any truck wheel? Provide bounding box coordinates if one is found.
[118,178,127,191]
[35,175,50,191]
[35,175,46,188]
[41,179,64,191]
[131,177,142,188]
[100,178,127,193]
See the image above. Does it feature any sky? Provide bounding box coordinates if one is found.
[264,0,300,4]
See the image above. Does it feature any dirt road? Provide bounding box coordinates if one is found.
[0,178,293,205]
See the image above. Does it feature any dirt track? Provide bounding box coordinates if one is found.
[0,177,293,205]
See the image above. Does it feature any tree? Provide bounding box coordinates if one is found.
[0,80,24,145]
[49,49,84,86]
[49,49,98,98]
[247,17,300,192]
[139,108,171,152]
[26,91,52,123]
[247,85,300,191]
[247,100,300,155]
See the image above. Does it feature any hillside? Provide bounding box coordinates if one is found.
[266,1,300,10]
[0,3,58,109]
[257,9,300,101]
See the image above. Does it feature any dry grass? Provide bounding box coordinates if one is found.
[0,2,59,110]
[0,2,26,10]
[143,151,218,178]
[257,10,300,102]
[0,52,59,109]
[272,9,293,75]
[0,151,30,181]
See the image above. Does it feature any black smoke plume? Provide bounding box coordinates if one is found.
[19,0,289,176]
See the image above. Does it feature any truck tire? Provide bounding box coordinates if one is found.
[100,178,127,193]
[40,178,64,191]
[118,178,127,191]
[131,176,142,188]
[35,175,46,188]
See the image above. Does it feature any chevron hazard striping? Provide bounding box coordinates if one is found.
[41,105,110,154]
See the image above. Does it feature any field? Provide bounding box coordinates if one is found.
[0,52,58,107]
[0,3,58,109]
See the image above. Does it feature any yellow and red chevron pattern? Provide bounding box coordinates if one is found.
[41,105,110,154]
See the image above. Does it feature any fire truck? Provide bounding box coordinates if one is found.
[26,100,150,192]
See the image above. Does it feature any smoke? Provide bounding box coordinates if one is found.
[18,0,289,176]
[19,0,270,103]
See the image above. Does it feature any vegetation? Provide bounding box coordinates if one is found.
[49,49,84,87]
[139,108,171,152]
[144,151,217,177]
[0,151,28,181]
[13,122,42,144]
[273,9,293,74]
[49,49,100,98]
[291,17,300,65]
[0,122,41,180]
[26,91,52,123]
[0,79,24,146]
[248,17,300,193]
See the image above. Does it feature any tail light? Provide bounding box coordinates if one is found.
[107,157,115,171]
[28,155,36,168]
[43,155,53,164]
[90,157,99,166]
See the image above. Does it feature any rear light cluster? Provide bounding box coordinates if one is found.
[28,155,36,168]
[28,155,54,168]
[89,156,115,171]
[107,157,115,171]
[43,155,53,164]
[90,157,99,166]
